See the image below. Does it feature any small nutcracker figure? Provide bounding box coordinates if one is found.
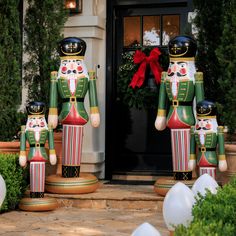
[46,37,100,194]
[155,35,204,180]
[19,101,58,211]
[189,100,227,179]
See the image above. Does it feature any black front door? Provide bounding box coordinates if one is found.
[106,0,193,180]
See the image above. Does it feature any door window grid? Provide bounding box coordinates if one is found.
[124,15,180,48]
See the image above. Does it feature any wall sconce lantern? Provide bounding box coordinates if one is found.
[65,0,82,14]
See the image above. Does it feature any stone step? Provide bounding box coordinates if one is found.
[45,182,164,211]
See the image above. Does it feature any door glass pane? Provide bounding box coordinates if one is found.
[143,16,161,46]
[162,15,180,45]
[124,16,141,47]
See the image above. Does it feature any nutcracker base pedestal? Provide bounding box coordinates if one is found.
[19,197,58,212]
[45,173,99,194]
[154,176,196,196]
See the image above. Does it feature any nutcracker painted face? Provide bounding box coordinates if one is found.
[26,116,48,131]
[196,100,218,133]
[167,61,188,79]
[196,118,215,132]
[59,59,84,76]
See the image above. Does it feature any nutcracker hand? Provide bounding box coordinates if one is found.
[90,113,100,128]
[219,160,227,172]
[48,115,58,129]
[188,159,196,171]
[155,116,166,131]
[49,154,57,165]
[19,155,27,167]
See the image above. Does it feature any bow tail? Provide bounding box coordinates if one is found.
[129,62,147,88]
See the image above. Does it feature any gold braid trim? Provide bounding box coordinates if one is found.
[21,125,26,132]
[157,109,166,117]
[49,149,56,155]
[51,71,58,78]
[60,56,84,60]
[20,151,26,156]
[49,108,58,115]
[219,155,226,161]
[195,72,204,81]
[170,57,195,61]
[90,107,99,114]
[190,154,196,160]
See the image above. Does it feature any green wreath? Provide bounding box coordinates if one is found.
[117,47,168,110]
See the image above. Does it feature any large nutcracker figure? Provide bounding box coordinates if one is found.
[19,101,58,211]
[155,35,204,181]
[46,37,100,194]
[189,100,227,179]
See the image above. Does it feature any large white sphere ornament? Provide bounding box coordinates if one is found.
[163,182,195,231]
[0,174,6,207]
[131,222,162,236]
[192,173,219,198]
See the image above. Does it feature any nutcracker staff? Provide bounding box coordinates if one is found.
[46,37,100,194]
[155,35,204,180]
[19,101,58,211]
[189,100,227,179]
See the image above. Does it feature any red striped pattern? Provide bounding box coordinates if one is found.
[62,125,84,165]
[171,129,190,172]
[200,167,216,179]
[30,162,45,192]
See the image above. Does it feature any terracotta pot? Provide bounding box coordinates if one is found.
[225,143,236,181]
[0,141,20,154]
[218,142,236,185]
[0,141,30,154]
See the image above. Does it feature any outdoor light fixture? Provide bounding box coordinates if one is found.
[163,182,195,235]
[65,0,82,14]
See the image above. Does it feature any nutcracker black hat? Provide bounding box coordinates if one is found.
[59,37,86,57]
[168,35,197,58]
[196,100,217,117]
[26,101,45,115]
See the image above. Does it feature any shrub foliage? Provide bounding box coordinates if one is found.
[23,0,68,106]
[0,153,28,212]
[175,177,236,236]
[0,1,22,140]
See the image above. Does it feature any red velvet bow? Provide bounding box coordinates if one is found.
[129,48,162,89]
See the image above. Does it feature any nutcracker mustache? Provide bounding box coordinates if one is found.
[168,72,187,77]
[196,127,209,130]
[32,124,44,128]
